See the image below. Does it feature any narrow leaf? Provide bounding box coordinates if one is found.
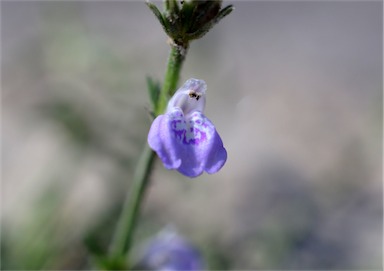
[146,76,161,108]
[146,1,170,34]
[215,5,234,23]
[165,0,180,15]
[186,5,234,41]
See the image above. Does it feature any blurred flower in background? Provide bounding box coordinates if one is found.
[136,227,204,271]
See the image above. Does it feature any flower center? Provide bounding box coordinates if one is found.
[170,111,210,146]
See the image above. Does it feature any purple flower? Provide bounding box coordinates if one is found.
[148,78,227,178]
[139,228,204,271]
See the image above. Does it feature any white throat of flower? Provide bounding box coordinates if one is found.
[166,78,207,117]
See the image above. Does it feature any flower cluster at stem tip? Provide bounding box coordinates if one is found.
[148,79,227,177]
[146,0,234,49]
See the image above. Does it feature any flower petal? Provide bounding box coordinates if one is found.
[148,107,227,178]
[148,114,182,170]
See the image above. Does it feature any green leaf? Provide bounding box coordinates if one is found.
[186,5,234,41]
[180,0,196,32]
[215,5,234,24]
[165,0,180,16]
[146,1,170,35]
[146,76,161,109]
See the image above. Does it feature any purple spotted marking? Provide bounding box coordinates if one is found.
[169,112,210,146]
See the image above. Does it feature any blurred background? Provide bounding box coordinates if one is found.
[1,1,382,269]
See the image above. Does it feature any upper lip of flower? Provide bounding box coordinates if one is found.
[167,78,206,115]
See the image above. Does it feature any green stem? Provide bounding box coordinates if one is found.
[107,42,188,269]
[156,43,188,115]
[108,145,155,266]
